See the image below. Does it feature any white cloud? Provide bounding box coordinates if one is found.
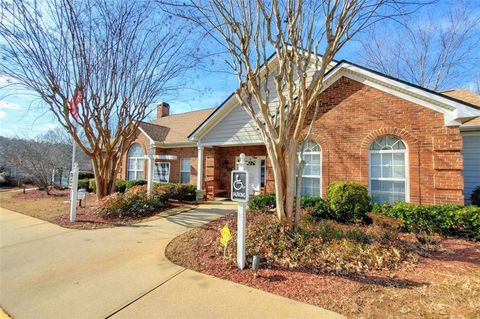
[0,75,19,87]
[0,100,23,110]
[0,110,5,119]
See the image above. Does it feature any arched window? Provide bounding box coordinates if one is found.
[297,140,322,197]
[127,144,145,180]
[369,135,407,203]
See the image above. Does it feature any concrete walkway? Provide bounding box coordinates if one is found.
[0,202,344,319]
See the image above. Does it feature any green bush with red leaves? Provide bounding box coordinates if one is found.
[95,185,168,219]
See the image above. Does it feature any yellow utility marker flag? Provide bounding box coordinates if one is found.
[220,225,232,247]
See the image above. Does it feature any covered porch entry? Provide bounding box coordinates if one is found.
[196,144,273,199]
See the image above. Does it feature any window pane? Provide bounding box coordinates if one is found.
[181,158,191,172]
[311,165,321,175]
[371,180,381,191]
[393,181,405,194]
[371,154,381,166]
[136,159,144,171]
[382,164,392,179]
[393,165,405,178]
[128,159,135,170]
[371,165,381,178]
[393,153,404,165]
[382,153,393,167]
[128,144,145,157]
[181,172,190,184]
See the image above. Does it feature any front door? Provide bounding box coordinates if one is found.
[236,156,263,195]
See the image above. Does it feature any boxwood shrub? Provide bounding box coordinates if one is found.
[125,179,147,191]
[249,193,276,212]
[248,194,329,219]
[77,178,90,191]
[115,179,128,193]
[327,181,370,222]
[372,202,480,240]
[153,183,197,201]
[301,196,328,219]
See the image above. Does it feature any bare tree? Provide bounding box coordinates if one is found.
[0,0,200,198]
[0,132,72,194]
[165,0,421,228]
[360,1,480,91]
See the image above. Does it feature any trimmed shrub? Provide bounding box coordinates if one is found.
[152,183,196,201]
[125,179,147,191]
[115,179,127,193]
[249,193,276,212]
[301,196,328,219]
[95,185,168,219]
[327,181,370,222]
[77,178,90,191]
[372,202,480,240]
[471,186,480,206]
[172,184,196,201]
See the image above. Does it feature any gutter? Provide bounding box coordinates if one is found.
[460,125,480,132]
[152,141,196,148]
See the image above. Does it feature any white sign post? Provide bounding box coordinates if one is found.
[69,163,79,222]
[231,153,249,270]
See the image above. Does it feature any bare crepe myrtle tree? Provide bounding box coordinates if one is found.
[360,1,480,91]
[164,0,422,228]
[0,0,200,198]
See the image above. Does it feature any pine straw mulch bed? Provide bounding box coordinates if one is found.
[166,213,480,319]
[1,189,196,230]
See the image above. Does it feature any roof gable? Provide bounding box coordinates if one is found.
[189,58,480,141]
[138,108,215,146]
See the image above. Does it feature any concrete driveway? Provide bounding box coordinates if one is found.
[0,202,343,319]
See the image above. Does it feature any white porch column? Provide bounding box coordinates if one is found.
[196,144,206,201]
[147,143,155,195]
[196,144,204,190]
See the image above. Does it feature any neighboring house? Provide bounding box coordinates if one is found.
[119,58,480,205]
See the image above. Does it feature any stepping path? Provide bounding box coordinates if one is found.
[0,202,344,319]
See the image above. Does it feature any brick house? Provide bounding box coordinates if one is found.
[119,58,480,205]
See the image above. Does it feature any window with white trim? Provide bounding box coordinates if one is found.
[154,162,170,183]
[296,140,322,197]
[180,158,191,184]
[369,135,407,203]
[127,144,145,180]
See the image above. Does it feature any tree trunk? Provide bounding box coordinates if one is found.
[294,160,306,232]
[285,141,298,226]
[266,139,299,229]
[91,153,119,200]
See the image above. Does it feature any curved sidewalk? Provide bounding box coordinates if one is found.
[0,202,344,319]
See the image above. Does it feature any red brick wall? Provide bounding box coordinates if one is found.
[156,147,200,184]
[120,77,464,204]
[303,76,463,204]
[211,146,272,192]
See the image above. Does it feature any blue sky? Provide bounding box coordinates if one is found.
[0,0,478,138]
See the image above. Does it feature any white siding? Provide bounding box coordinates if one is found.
[201,105,263,144]
[462,132,480,204]
[200,62,322,145]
